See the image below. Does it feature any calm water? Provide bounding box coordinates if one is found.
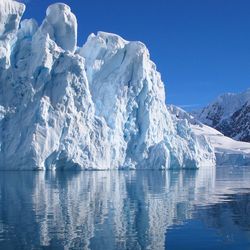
[0,167,250,250]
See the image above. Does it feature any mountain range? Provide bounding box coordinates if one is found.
[193,89,250,142]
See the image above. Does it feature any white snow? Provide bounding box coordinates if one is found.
[195,89,250,126]
[193,89,250,142]
[169,105,250,166]
[192,124,250,166]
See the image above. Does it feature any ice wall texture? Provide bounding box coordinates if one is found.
[0,1,215,170]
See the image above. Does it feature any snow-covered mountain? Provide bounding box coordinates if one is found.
[194,89,250,142]
[0,0,216,170]
[169,105,250,166]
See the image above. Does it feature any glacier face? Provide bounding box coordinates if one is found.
[0,0,215,170]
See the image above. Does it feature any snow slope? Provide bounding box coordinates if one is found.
[0,1,215,170]
[169,105,250,166]
[192,124,250,166]
[194,89,250,142]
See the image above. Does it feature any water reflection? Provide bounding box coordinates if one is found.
[0,167,250,249]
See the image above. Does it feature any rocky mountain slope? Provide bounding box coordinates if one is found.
[193,89,250,142]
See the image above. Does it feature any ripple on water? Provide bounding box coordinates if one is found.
[0,167,249,249]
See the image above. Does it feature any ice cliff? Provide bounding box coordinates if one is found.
[0,0,215,170]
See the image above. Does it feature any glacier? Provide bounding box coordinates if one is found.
[0,0,216,170]
[168,105,250,166]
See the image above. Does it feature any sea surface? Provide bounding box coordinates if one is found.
[0,166,250,250]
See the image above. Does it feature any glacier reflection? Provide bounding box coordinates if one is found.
[1,167,250,249]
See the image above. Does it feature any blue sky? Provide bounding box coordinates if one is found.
[21,0,250,109]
